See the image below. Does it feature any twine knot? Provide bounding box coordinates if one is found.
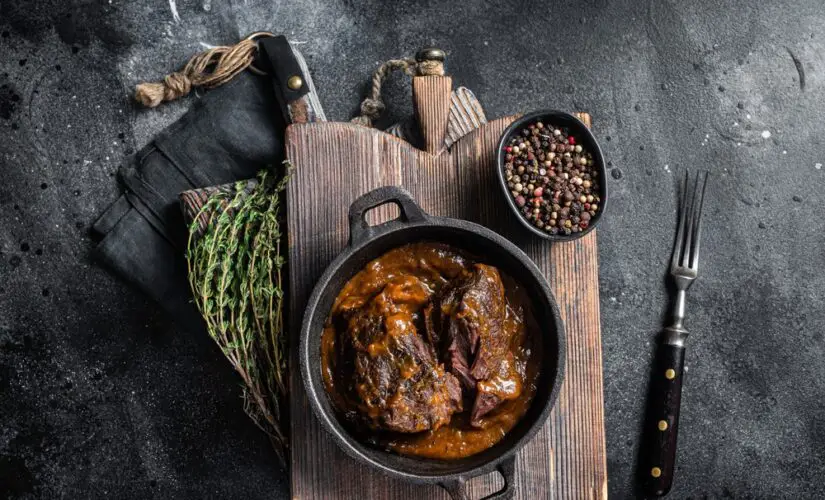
[135,72,193,107]
[360,97,385,116]
[134,32,272,108]
[416,59,444,77]
[351,97,385,127]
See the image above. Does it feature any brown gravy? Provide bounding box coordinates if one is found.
[321,243,541,460]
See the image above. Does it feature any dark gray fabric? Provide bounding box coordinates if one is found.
[92,72,286,332]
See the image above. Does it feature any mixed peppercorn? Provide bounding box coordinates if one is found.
[503,121,601,236]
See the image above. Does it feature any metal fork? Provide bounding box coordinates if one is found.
[641,170,709,497]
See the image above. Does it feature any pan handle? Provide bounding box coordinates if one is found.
[439,456,516,500]
[348,186,428,246]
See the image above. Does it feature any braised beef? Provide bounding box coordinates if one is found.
[431,264,522,427]
[322,243,537,459]
[334,275,462,433]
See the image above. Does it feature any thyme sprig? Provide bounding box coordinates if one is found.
[186,167,290,463]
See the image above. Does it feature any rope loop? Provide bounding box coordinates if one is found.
[350,54,445,128]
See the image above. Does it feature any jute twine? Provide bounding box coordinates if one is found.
[134,32,272,108]
[135,35,445,123]
[350,58,444,128]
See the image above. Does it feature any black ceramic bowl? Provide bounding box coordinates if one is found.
[496,110,608,241]
[300,186,566,499]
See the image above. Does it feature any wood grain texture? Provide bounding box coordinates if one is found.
[286,77,606,499]
[384,86,488,149]
[413,76,452,154]
[446,87,488,149]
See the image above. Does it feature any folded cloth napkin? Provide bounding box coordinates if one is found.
[92,37,321,332]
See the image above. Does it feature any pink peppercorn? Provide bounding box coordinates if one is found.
[534,187,544,197]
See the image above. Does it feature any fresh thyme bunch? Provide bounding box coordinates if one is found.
[186,167,289,463]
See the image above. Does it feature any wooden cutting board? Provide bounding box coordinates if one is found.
[285,74,606,499]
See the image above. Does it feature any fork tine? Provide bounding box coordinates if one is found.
[689,171,709,270]
[671,170,690,272]
[680,173,699,268]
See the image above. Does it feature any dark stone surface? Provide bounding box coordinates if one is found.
[1,0,823,498]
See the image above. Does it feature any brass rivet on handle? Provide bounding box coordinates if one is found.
[658,420,668,431]
[651,467,662,478]
[287,75,303,90]
[415,47,446,62]
[665,368,676,380]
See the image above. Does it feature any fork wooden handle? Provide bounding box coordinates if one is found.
[641,342,686,497]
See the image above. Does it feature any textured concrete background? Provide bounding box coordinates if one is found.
[1,0,824,498]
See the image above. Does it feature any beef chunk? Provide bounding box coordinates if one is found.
[431,264,522,427]
[336,275,462,433]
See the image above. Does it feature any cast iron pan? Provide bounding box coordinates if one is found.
[300,186,566,499]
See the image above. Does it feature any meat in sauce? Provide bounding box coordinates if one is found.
[328,274,462,433]
[321,243,540,459]
[427,264,521,426]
